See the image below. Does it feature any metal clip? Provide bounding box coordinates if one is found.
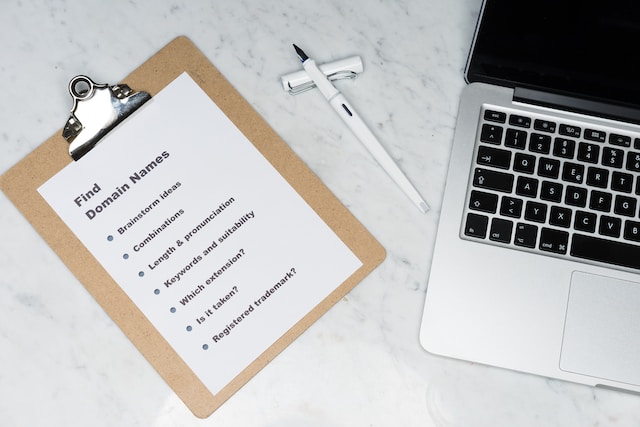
[280,55,364,95]
[62,75,151,160]
[287,71,360,95]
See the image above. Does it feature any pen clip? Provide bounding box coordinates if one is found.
[287,70,359,95]
[281,55,363,95]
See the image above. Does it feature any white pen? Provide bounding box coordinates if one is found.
[293,44,429,213]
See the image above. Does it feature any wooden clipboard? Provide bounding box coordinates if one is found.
[0,36,385,418]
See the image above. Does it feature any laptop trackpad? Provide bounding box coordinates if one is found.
[560,271,640,386]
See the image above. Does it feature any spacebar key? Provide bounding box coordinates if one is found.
[571,234,640,270]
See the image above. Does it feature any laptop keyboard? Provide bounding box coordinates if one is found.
[463,106,640,271]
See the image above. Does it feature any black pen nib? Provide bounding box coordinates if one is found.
[292,44,308,62]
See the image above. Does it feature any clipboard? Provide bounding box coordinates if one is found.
[0,36,385,418]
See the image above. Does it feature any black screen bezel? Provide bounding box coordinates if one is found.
[465,0,640,109]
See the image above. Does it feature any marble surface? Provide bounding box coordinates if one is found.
[1,0,639,425]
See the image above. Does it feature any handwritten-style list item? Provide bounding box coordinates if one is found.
[38,72,363,395]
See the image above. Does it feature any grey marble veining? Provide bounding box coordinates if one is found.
[1,0,640,425]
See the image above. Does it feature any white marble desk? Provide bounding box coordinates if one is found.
[1,1,639,425]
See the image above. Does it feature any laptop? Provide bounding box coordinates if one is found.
[420,0,640,393]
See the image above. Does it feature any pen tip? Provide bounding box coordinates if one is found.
[292,44,308,62]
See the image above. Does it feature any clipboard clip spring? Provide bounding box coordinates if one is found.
[62,75,151,160]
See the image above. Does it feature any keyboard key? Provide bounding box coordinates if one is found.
[590,190,612,212]
[624,220,640,242]
[509,114,531,128]
[505,128,527,149]
[480,124,503,144]
[469,190,498,213]
[559,124,581,138]
[612,171,633,193]
[534,119,556,133]
[571,234,640,269]
[577,142,600,163]
[539,228,569,254]
[484,110,506,123]
[524,201,547,223]
[549,206,572,228]
[553,138,575,159]
[602,147,624,168]
[575,211,597,233]
[514,153,536,174]
[584,129,606,142]
[489,218,513,243]
[537,157,560,178]
[626,152,640,172]
[477,145,512,169]
[500,196,524,218]
[599,215,621,238]
[465,213,488,238]
[610,133,631,147]
[514,223,538,248]
[473,168,514,193]
[529,133,552,154]
[516,176,539,197]
[540,181,563,202]
[565,185,587,207]
[585,166,609,188]
[614,195,637,217]
[562,163,584,184]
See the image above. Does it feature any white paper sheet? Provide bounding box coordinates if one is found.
[38,73,362,394]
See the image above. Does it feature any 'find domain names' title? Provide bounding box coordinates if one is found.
[72,151,170,220]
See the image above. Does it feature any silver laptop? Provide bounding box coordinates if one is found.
[420,0,640,392]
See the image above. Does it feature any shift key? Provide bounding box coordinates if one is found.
[473,168,514,193]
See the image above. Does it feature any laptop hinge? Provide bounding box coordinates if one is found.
[513,87,640,126]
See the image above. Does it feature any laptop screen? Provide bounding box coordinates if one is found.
[466,0,640,109]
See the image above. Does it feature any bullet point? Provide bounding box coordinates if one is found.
[202,344,209,350]
[154,289,160,295]
[107,235,114,241]
[123,253,129,260]
[170,307,176,313]
[138,271,144,277]
[186,325,192,332]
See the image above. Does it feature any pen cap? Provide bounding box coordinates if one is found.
[281,56,363,94]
